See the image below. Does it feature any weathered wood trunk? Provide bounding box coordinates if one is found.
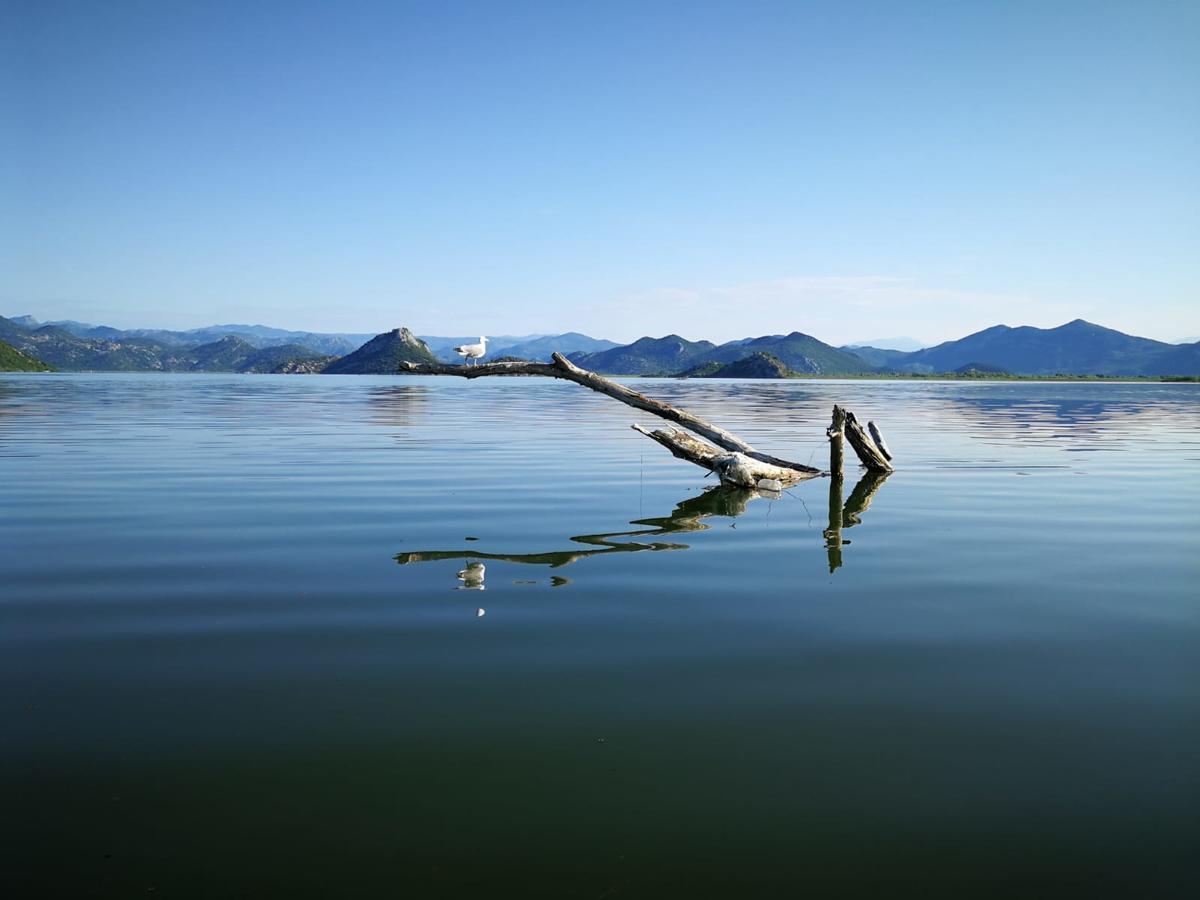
[844,410,893,473]
[631,425,808,488]
[827,405,847,483]
[401,354,822,481]
[868,421,893,461]
[399,355,894,482]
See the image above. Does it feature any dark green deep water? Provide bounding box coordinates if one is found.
[2,374,1198,898]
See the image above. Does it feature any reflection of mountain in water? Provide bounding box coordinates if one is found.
[944,386,1196,424]
[936,386,1200,451]
[364,385,430,432]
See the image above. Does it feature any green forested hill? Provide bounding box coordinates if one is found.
[680,352,796,378]
[569,335,718,375]
[0,339,54,371]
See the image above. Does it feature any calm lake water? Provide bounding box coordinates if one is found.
[3,374,1198,898]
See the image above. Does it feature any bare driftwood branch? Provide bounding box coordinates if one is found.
[844,410,894,473]
[631,425,813,488]
[400,353,821,477]
[398,356,897,482]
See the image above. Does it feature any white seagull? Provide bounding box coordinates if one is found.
[453,336,489,366]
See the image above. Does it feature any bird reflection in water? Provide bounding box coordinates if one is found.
[456,561,486,590]
[454,562,487,618]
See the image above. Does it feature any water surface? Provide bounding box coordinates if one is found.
[3,374,1197,898]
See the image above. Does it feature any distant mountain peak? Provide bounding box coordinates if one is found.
[323,326,437,374]
[572,330,870,376]
[844,336,926,352]
[882,318,1194,376]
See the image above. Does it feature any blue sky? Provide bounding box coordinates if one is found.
[3,0,1197,344]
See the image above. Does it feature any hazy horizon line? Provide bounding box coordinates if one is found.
[6,308,1198,349]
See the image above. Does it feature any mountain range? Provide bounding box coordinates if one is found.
[2,313,1198,377]
[569,331,876,375]
[0,317,337,374]
[420,332,619,362]
[0,316,618,370]
[845,336,926,352]
[575,321,1198,376]
[25,318,374,356]
[849,319,1200,377]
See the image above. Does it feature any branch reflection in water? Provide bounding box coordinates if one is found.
[395,486,764,577]
[397,474,890,587]
[823,471,890,573]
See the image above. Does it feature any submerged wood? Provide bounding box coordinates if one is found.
[399,353,821,477]
[828,405,847,483]
[631,424,812,488]
[844,411,894,473]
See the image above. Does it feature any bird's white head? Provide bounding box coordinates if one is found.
[479,336,488,344]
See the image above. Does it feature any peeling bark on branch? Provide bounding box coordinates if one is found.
[844,410,894,473]
[630,425,813,488]
[868,421,893,461]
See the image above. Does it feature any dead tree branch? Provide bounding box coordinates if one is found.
[630,425,809,488]
[401,353,822,478]
[843,409,894,473]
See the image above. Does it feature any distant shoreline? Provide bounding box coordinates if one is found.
[5,370,1196,384]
